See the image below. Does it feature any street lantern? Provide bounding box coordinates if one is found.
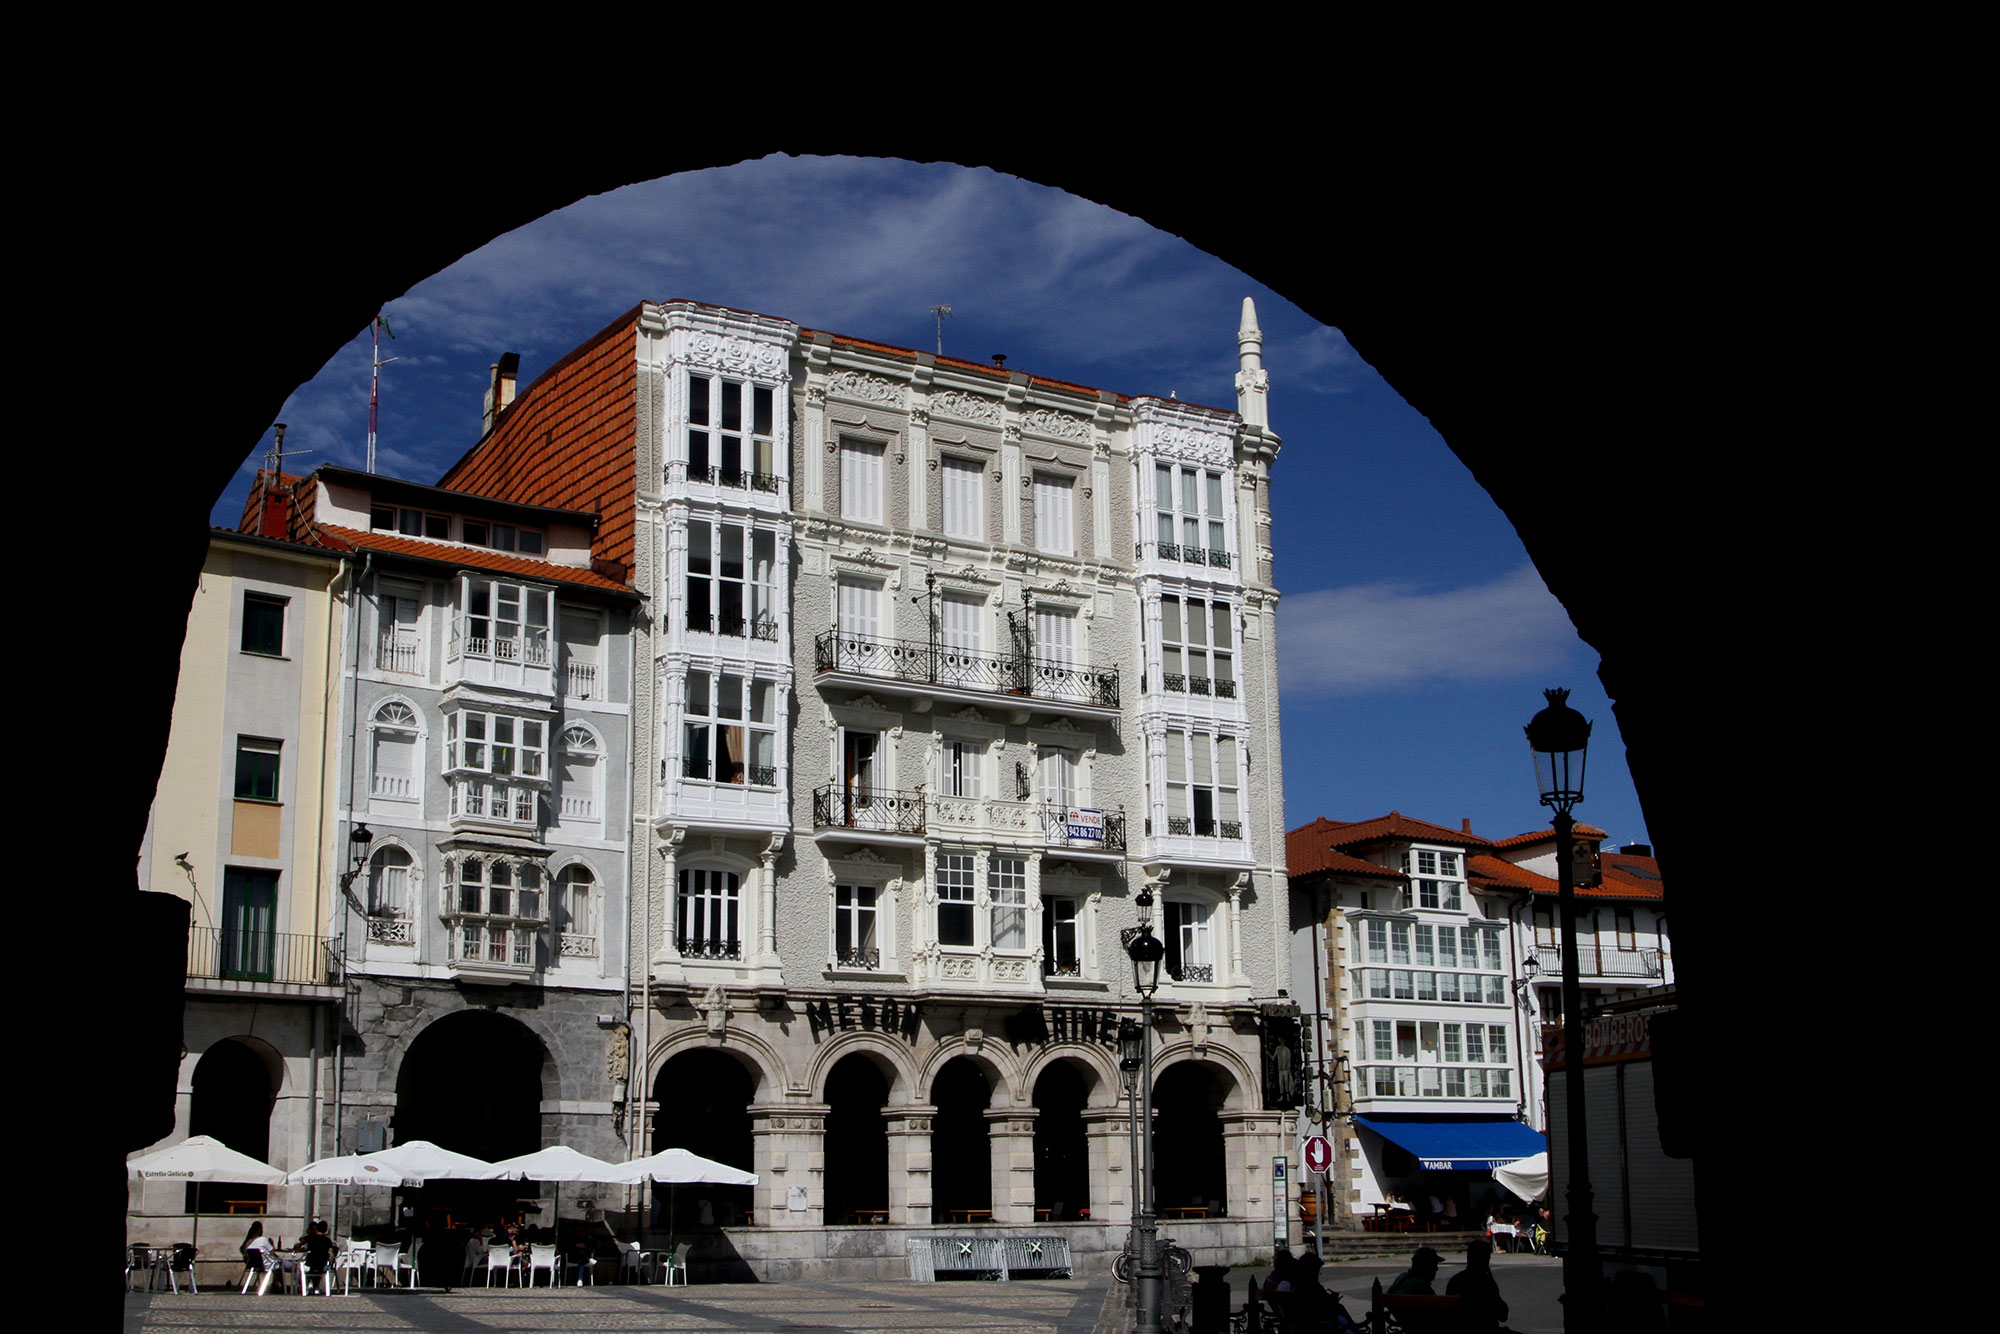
[1124,919,1167,1333]
[1127,926,1165,997]
[1118,1018,1144,1089]
[1524,687,1591,814]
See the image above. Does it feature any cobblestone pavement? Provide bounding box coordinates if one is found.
[124,1277,1119,1334]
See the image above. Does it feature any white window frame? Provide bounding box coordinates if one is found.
[834,882,882,970]
[558,724,602,822]
[840,438,885,524]
[989,855,1029,953]
[446,855,546,968]
[1032,471,1075,555]
[677,867,742,960]
[1164,729,1241,838]
[557,863,598,957]
[940,453,983,541]
[369,701,422,803]
[936,851,977,949]
[455,575,551,666]
[682,671,777,787]
[1041,893,1082,977]
[685,373,777,489]
[1153,462,1230,567]
[1165,898,1215,983]
[943,737,985,799]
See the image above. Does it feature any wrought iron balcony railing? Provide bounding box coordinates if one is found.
[187,928,333,986]
[685,465,783,494]
[677,934,744,961]
[836,947,881,970]
[812,783,926,835]
[1135,541,1235,571]
[1531,945,1665,980]
[815,630,1119,709]
[1165,816,1243,839]
[685,613,780,641]
[1169,961,1216,983]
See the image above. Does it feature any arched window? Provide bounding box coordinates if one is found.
[366,846,414,943]
[559,725,601,822]
[558,865,597,956]
[370,702,420,801]
[677,868,741,960]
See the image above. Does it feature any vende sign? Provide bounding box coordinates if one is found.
[1065,807,1104,841]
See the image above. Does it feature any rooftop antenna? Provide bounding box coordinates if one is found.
[367,313,398,474]
[928,305,952,356]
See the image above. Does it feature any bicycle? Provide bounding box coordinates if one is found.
[1112,1235,1192,1284]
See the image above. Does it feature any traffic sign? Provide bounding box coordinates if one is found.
[1304,1134,1332,1173]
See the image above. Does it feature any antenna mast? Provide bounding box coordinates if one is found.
[929,305,952,356]
[367,313,398,474]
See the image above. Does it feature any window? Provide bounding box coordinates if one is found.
[445,710,546,826]
[1034,604,1076,671]
[365,848,413,943]
[683,672,777,786]
[835,884,879,968]
[1037,746,1078,810]
[242,593,286,656]
[558,865,596,955]
[560,607,602,698]
[1163,729,1241,838]
[1165,900,1215,982]
[1158,596,1234,697]
[937,852,976,947]
[219,868,278,980]
[1366,919,1388,964]
[990,855,1028,951]
[1032,472,1075,555]
[1534,904,1556,947]
[1042,895,1080,976]
[1153,463,1229,566]
[686,374,777,489]
[1616,910,1637,950]
[942,737,984,798]
[836,577,882,645]
[940,454,983,540]
[840,438,884,523]
[677,868,741,959]
[938,591,984,686]
[369,702,420,800]
[686,521,778,638]
[234,737,280,802]
[449,856,545,967]
[371,505,450,541]
[376,587,422,673]
[456,576,550,665]
[558,725,601,820]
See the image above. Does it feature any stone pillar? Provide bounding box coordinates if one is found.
[752,1104,825,1229]
[1084,1106,1134,1224]
[885,1104,936,1225]
[987,1107,1038,1223]
[1219,1109,1286,1228]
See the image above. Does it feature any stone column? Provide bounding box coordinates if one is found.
[986,1107,1038,1223]
[751,1104,825,1229]
[1219,1109,1286,1228]
[1084,1106,1134,1224]
[885,1104,936,1225]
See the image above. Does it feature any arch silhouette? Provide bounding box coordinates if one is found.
[99,105,1789,1316]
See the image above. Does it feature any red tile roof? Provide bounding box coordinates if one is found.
[1307,811,1494,851]
[1466,852,1665,901]
[1490,823,1608,849]
[436,309,641,572]
[316,526,637,596]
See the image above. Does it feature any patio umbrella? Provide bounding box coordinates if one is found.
[287,1153,416,1188]
[358,1140,508,1182]
[128,1135,286,1256]
[612,1148,759,1244]
[490,1146,631,1239]
[1493,1151,1549,1203]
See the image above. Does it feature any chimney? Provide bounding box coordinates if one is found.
[482,352,521,435]
[1462,818,1473,834]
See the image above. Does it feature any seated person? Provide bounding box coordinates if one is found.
[294,1220,337,1287]
[1388,1245,1443,1296]
[1444,1240,1509,1332]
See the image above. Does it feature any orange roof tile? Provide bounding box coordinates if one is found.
[1466,852,1665,901]
[1491,823,1608,849]
[317,526,637,596]
[1316,811,1494,850]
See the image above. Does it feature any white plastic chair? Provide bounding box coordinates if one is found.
[337,1241,372,1293]
[616,1241,645,1284]
[396,1238,420,1288]
[663,1242,689,1287]
[526,1243,558,1288]
[482,1244,514,1287]
[372,1244,402,1291]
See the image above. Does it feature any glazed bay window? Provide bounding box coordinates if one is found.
[990,855,1029,951]
[937,852,976,947]
[686,521,778,638]
[445,710,546,826]
[1159,596,1234,697]
[940,454,984,540]
[835,884,880,969]
[686,373,777,490]
[455,576,550,665]
[1164,730,1241,838]
[683,671,777,785]
[677,868,741,960]
[448,856,545,968]
[1042,895,1080,976]
[1165,900,1215,982]
[1153,462,1229,566]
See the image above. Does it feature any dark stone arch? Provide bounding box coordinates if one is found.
[1031,1057,1092,1221]
[393,1009,548,1240]
[821,1051,890,1227]
[651,1047,756,1229]
[186,1038,278,1215]
[1151,1060,1233,1218]
[929,1055,994,1224]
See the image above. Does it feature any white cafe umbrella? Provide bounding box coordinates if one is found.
[287,1153,416,1188]
[359,1140,508,1182]
[490,1146,631,1235]
[128,1135,286,1254]
[612,1148,759,1242]
[1493,1151,1550,1203]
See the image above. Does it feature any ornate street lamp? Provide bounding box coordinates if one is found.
[1125,911,1167,1334]
[1525,688,1598,1331]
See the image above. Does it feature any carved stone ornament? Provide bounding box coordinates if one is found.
[1152,424,1235,469]
[806,385,827,406]
[910,407,930,427]
[687,331,787,379]
[1186,1002,1213,1053]
[1022,407,1088,442]
[828,370,903,407]
[698,984,729,1038]
[1235,367,1270,394]
[930,389,1001,425]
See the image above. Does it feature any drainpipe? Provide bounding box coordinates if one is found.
[306,551,353,1228]
[327,552,371,1237]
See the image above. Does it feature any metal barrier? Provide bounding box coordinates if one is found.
[906,1235,1072,1281]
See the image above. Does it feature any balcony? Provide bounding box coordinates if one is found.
[676,933,744,962]
[929,796,1127,856]
[1156,672,1238,700]
[1355,1064,1516,1102]
[565,660,600,700]
[685,464,783,495]
[448,778,542,830]
[1166,816,1244,840]
[1135,540,1235,572]
[444,916,546,980]
[187,928,333,989]
[815,630,1119,720]
[812,784,926,840]
[1532,945,1665,981]
[685,612,780,642]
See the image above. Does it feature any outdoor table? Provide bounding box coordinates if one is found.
[1488,1222,1519,1251]
[129,1244,173,1291]
[948,1209,992,1224]
[1164,1205,1210,1219]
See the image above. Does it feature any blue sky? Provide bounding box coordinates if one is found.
[209,155,1648,851]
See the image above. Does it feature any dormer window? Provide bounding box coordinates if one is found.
[455,576,550,666]
[372,504,450,540]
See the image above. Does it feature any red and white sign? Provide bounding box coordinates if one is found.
[1303,1135,1333,1173]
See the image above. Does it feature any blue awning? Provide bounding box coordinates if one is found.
[1353,1116,1546,1172]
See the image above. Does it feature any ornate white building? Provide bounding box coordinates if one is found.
[434,298,1296,1276]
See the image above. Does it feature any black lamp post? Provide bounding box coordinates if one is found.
[1125,896,1166,1334]
[1525,688,1597,1331]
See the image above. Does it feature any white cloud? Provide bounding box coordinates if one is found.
[1278,564,1579,698]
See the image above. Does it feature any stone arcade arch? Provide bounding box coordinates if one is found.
[928,1055,996,1224]
[650,1047,760,1229]
[185,1037,281,1215]
[393,1010,551,1230]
